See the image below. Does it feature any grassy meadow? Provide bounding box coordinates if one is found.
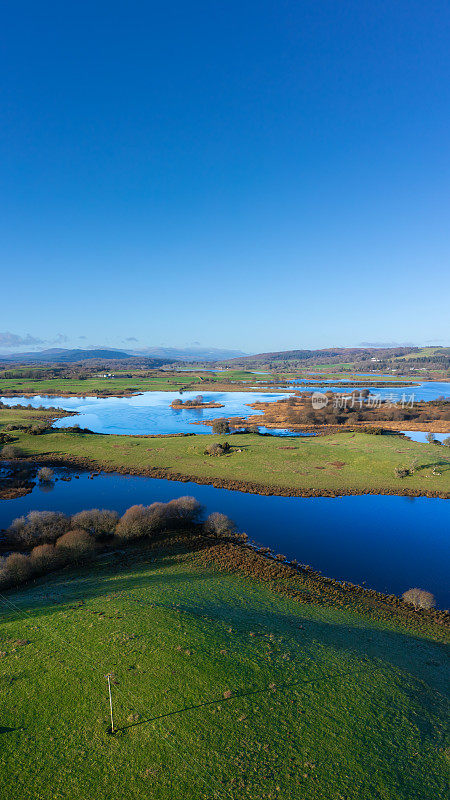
[0,543,448,800]
[0,369,271,397]
[0,367,424,398]
[0,374,200,396]
[3,415,450,496]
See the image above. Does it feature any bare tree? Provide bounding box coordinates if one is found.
[37,467,54,483]
[402,588,435,610]
[212,418,230,434]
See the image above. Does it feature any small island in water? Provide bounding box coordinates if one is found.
[171,394,224,409]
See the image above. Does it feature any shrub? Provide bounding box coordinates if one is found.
[1,444,23,459]
[30,544,61,574]
[204,512,237,538]
[0,552,33,587]
[115,497,204,540]
[71,508,119,538]
[115,504,157,540]
[395,466,411,478]
[205,441,231,456]
[29,423,49,435]
[61,425,93,434]
[211,419,230,434]
[425,432,436,444]
[6,510,71,547]
[402,588,436,610]
[164,496,205,527]
[37,467,54,483]
[443,437,450,447]
[55,529,96,561]
[115,503,170,540]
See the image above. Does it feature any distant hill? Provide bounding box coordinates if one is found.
[0,348,175,368]
[132,346,248,362]
[217,346,421,369]
[0,348,136,363]
[0,345,247,367]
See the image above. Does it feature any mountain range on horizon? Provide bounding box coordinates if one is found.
[0,345,248,364]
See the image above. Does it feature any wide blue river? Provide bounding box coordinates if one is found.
[0,469,448,608]
[1,382,448,607]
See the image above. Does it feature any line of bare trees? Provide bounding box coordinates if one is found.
[0,499,244,591]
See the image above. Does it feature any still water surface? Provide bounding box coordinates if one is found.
[1,391,290,436]
[287,381,450,402]
[1,470,448,607]
[3,382,449,436]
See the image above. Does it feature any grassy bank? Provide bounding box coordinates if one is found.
[2,413,450,496]
[0,369,272,397]
[0,541,448,800]
[0,373,200,396]
[0,369,425,397]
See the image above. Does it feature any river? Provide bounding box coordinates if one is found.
[1,468,448,608]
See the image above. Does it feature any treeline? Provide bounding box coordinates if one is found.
[172,394,205,407]
[278,395,450,426]
[0,366,92,380]
[0,499,245,590]
[396,355,450,370]
[222,347,418,370]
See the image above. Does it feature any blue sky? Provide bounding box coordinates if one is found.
[1,1,449,353]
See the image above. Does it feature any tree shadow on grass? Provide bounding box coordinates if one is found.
[1,545,448,701]
[413,458,450,473]
[155,598,450,696]
[0,725,24,735]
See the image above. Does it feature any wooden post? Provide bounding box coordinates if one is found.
[106,674,114,733]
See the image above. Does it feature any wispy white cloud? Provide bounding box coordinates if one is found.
[0,331,69,350]
[0,331,44,348]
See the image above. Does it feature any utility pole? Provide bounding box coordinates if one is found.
[106,673,114,733]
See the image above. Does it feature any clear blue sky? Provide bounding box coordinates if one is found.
[1,1,449,353]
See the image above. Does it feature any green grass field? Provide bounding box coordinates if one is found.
[395,348,443,361]
[3,414,450,495]
[0,544,448,800]
[0,368,424,397]
[0,374,199,395]
[0,407,67,425]
[0,370,272,396]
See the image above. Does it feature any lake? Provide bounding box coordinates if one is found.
[1,468,448,608]
[1,391,291,436]
[3,382,449,436]
[286,381,450,402]
[401,431,449,444]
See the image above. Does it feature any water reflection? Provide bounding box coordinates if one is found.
[0,391,291,436]
[0,469,448,608]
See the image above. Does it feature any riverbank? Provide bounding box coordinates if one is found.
[0,370,426,398]
[197,537,449,627]
[239,396,450,435]
[2,422,449,499]
[231,416,450,436]
[0,537,447,800]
